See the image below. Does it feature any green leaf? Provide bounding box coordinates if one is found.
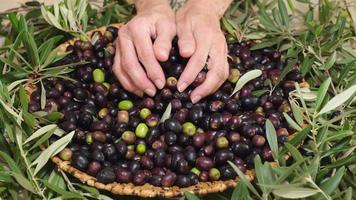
[32,131,75,175]
[0,151,22,175]
[322,130,353,144]
[315,77,331,111]
[19,85,29,111]
[184,192,200,200]
[29,127,58,151]
[12,172,36,194]
[250,37,283,50]
[232,182,252,200]
[275,59,297,86]
[318,85,356,115]
[280,126,310,155]
[252,89,269,97]
[284,143,303,162]
[38,36,63,64]
[231,70,262,96]
[43,181,85,199]
[222,17,235,36]
[45,112,64,122]
[273,187,319,199]
[278,0,289,27]
[283,112,302,131]
[40,81,46,110]
[228,161,261,198]
[323,52,337,70]
[23,31,40,67]
[265,119,279,160]
[74,183,100,197]
[24,124,57,144]
[290,100,303,126]
[160,103,172,123]
[314,167,345,200]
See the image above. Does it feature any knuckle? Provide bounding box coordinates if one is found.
[137,50,152,62]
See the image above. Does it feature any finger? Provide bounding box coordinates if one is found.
[190,37,229,103]
[130,27,166,89]
[176,20,195,58]
[119,35,157,97]
[153,20,176,61]
[177,28,212,92]
[112,40,143,97]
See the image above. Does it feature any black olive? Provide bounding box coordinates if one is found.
[72,153,89,170]
[175,175,191,187]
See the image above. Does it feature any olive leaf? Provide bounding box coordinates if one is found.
[318,85,356,115]
[184,192,200,200]
[160,103,172,123]
[283,113,302,132]
[272,187,319,199]
[315,77,331,111]
[24,124,57,144]
[32,131,75,175]
[231,69,262,96]
[265,119,279,161]
[322,51,337,70]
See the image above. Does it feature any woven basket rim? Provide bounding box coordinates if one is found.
[31,23,308,198]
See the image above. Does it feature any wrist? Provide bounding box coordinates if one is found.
[187,0,232,18]
[135,0,171,13]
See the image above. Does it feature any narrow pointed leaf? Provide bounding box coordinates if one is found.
[318,85,356,115]
[160,103,172,123]
[265,119,279,160]
[231,70,262,96]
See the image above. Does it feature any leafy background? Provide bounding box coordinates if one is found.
[0,0,355,199]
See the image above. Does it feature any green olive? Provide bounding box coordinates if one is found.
[98,108,108,119]
[86,132,93,145]
[59,148,72,161]
[135,123,149,138]
[182,122,197,136]
[139,108,151,119]
[122,131,136,144]
[102,82,111,89]
[209,168,221,181]
[118,100,133,110]
[216,136,229,149]
[93,68,105,83]
[190,167,201,176]
[136,143,147,155]
[228,68,240,83]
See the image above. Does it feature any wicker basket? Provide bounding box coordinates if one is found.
[29,23,307,198]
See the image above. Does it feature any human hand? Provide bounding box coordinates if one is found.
[176,0,232,103]
[113,0,176,97]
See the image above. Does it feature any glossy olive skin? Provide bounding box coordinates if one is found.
[96,167,116,184]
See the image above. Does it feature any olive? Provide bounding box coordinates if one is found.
[93,69,105,83]
[118,100,133,110]
[242,124,264,138]
[209,168,221,181]
[91,120,108,132]
[125,149,135,160]
[146,127,160,145]
[228,68,240,83]
[129,160,141,174]
[166,76,178,89]
[160,88,173,101]
[184,146,197,165]
[140,97,154,109]
[115,168,132,183]
[165,131,177,146]
[231,142,251,157]
[220,165,237,180]
[277,128,289,137]
[187,173,199,185]
[209,100,224,112]
[209,113,223,130]
[175,175,191,187]
[135,123,149,138]
[72,153,89,170]
[161,172,177,187]
[103,143,117,161]
[59,148,72,161]
[93,83,109,95]
[163,118,182,133]
[92,150,105,162]
[241,97,259,111]
[278,135,289,144]
[177,121,196,136]
[216,136,229,149]
[178,134,191,146]
[106,26,118,38]
[196,156,214,171]
[189,105,203,123]
[92,131,106,143]
[116,111,129,124]
[190,167,201,176]
[96,167,115,184]
[87,161,102,176]
[59,121,76,132]
[214,149,234,165]
[140,155,154,169]
[199,171,209,182]
[154,149,166,167]
[47,88,61,99]
[171,98,182,110]
[29,101,40,112]
[228,132,241,143]
[193,132,206,147]
[94,93,107,107]
[225,99,239,114]
[132,170,147,185]
[129,117,141,129]
[136,143,147,155]
[139,108,151,119]
[174,108,189,123]
[176,159,189,174]
[145,114,159,127]
[268,115,281,128]
[192,71,206,87]
[252,135,266,147]
[152,140,167,150]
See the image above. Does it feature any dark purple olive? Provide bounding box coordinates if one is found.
[165,131,177,146]
[193,132,206,148]
[94,93,107,107]
[168,145,183,154]
[96,167,115,184]
[128,160,141,174]
[171,98,182,110]
[174,108,189,123]
[184,146,197,165]
[252,135,266,147]
[241,124,263,138]
[103,143,117,161]
[161,172,177,187]
[115,168,132,183]
[199,171,209,182]
[220,165,237,180]
[196,156,214,171]
[209,100,225,112]
[72,153,89,170]
[228,132,241,143]
[225,99,239,114]
[178,134,191,146]
[239,46,251,60]
[231,142,251,158]
[92,150,105,162]
[175,175,190,187]
[87,161,102,176]
[209,113,223,130]
[149,175,162,186]
[92,131,106,143]
[140,155,154,169]
[176,159,189,174]
[189,105,203,123]
[241,97,259,111]
[115,141,127,157]
[214,149,234,165]
[203,144,215,156]
[164,118,182,133]
[188,172,199,185]
[160,88,173,101]
[141,97,155,109]
[192,71,206,87]
[154,149,166,167]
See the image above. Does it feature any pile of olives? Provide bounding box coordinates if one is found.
[29,25,304,187]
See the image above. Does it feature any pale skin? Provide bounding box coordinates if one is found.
[113,0,233,103]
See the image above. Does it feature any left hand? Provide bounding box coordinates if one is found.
[175,0,230,103]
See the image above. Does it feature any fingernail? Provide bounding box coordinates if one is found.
[144,88,156,97]
[154,79,165,89]
[191,95,202,104]
[177,82,188,92]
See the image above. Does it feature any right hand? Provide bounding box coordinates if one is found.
[113,0,176,97]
